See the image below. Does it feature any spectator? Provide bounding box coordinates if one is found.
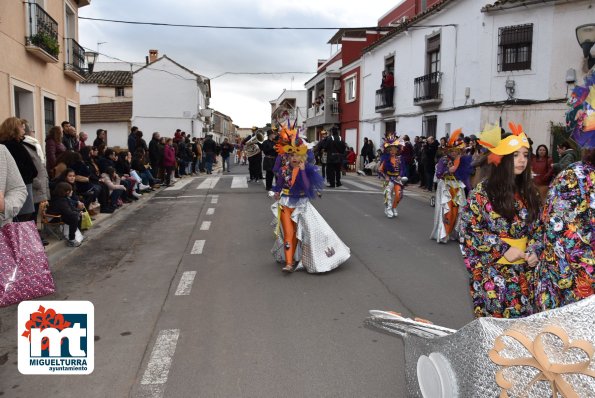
[135,130,148,155]
[98,148,117,174]
[366,139,376,164]
[531,144,554,201]
[100,166,127,208]
[51,150,82,178]
[45,126,66,177]
[80,146,113,213]
[148,132,162,179]
[78,131,88,151]
[360,137,370,170]
[202,134,217,175]
[400,135,414,180]
[61,121,78,151]
[553,140,579,174]
[93,129,107,148]
[0,117,37,221]
[69,150,101,209]
[381,69,395,106]
[162,138,176,186]
[0,144,27,227]
[422,136,439,191]
[53,168,85,212]
[131,148,158,187]
[127,126,138,154]
[220,137,233,172]
[48,181,83,247]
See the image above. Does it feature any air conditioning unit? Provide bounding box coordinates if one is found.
[200,109,213,118]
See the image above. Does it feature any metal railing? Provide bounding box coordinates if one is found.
[414,72,442,104]
[329,99,339,115]
[375,88,394,111]
[65,38,85,75]
[25,3,59,58]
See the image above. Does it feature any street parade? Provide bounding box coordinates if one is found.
[0,0,594,397]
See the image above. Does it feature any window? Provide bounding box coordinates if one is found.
[345,76,356,102]
[43,97,55,136]
[426,35,440,75]
[422,115,437,138]
[115,87,125,97]
[68,105,76,127]
[498,24,533,72]
[385,120,396,135]
[13,86,35,123]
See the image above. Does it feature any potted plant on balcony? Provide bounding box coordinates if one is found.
[31,32,60,58]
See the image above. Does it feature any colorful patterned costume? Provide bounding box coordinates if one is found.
[377,134,405,218]
[459,123,538,318]
[270,127,350,273]
[459,182,539,318]
[430,129,472,243]
[532,72,595,310]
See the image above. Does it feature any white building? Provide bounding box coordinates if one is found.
[360,0,593,150]
[132,53,211,139]
[269,89,308,129]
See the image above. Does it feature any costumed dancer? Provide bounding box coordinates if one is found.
[458,123,541,318]
[377,134,405,218]
[532,71,595,311]
[430,129,473,243]
[271,126,350,273]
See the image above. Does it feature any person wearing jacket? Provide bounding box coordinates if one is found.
[531,144,554,201]
[100,166,126,207]
[45,126,66,178]
[0,144,27,228]
[553,141,579,174]
[48,182,82,247]
[148,132,163,179]
[0,117,38,221]
[162,138,176,186]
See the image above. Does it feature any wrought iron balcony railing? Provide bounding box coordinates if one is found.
[64,38,85,77]
[25,3,59,59]
[414,72,442,105]
[375,87,395,112]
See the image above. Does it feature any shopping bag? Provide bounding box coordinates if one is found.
[62,225,84,243]
[87,200,100,216]
[0,221,55,307]
[81,210,93,230]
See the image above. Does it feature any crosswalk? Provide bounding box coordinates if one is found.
[162,175,420,197]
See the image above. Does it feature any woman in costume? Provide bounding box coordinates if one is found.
[430,129,473,243]
[459,123,541,318]
[271,126,350,273]
[377,134,405,218]
[533,72,595,311]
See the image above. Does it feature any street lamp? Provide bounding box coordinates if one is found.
[84,50,98,73]
[576,23,595,70]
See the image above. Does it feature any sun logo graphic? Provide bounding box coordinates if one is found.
[18,301,94,375]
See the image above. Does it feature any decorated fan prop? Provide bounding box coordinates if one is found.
[365,295,595,398]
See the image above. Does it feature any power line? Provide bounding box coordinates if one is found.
[78,16,377,30]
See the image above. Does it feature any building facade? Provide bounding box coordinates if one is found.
[360,0,592,149]
[132,53,211,140]
[270,89,307,130]
[0,0,91,140]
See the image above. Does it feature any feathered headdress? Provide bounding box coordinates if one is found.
[446,128,466,150]
[477,122,530,165]
[274,126,308,156]
[383,133,401,149]
[567,71,595,149]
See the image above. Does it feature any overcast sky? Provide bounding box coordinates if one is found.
[79,0,400,127]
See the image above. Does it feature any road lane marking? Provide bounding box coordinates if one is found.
[153,195,207,199]
[206,208,215,215]
[200,221,211,230]
[342,179,377,191]
[163,177,195,191]
[231,176,248,188]
[210,194,219,204]
[191,240,205,254]
[175,271,197,296]
[140,329,180,386]
[197,177,220,189]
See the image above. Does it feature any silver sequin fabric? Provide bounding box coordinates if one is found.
[366,296,595,397]
[271,198,350,273]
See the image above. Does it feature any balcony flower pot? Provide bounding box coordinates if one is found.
[31,32,59,58]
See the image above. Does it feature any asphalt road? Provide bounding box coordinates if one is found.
[0,166,474,398]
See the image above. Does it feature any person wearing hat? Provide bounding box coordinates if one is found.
[262,128,278,190]
[270,126,350,273]
[377,133,405,218]
[459,123,541,318]
[430,129,473,243]
[532,72,595,311]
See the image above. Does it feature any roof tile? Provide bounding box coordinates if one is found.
[82,71,132,86]
[80,102,132,123]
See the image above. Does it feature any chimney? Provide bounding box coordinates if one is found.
[149,49,159,63]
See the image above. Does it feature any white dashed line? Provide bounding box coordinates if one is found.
[231,176,248,188]
[174,271,197,296]
[197,177,220,189]
[163,177,195,191]
[191,240,205,254]
[200,221,211,230]
[206,208,215,215]
[140,329,180,387]
[211,197,218,204]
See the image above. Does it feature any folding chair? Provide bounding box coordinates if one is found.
[39,201,64,241]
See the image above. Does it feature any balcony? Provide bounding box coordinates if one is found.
[64,38,86,81]
[375,87,395,112]
[25,3,59,63]
[414,72,442,106]
[305,98,339,128]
